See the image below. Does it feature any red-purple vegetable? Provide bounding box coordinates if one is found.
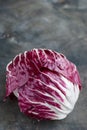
[5,49,82,120]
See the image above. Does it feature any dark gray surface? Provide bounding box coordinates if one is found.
[0,0,87,130]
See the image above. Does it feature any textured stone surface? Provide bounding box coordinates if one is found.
[0,0,87,130]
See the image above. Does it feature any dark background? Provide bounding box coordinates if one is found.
[0,0,87,130]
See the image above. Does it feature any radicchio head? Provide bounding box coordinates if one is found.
[6,49,82,120]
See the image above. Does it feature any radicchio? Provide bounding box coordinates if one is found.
[6,49,82,120]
